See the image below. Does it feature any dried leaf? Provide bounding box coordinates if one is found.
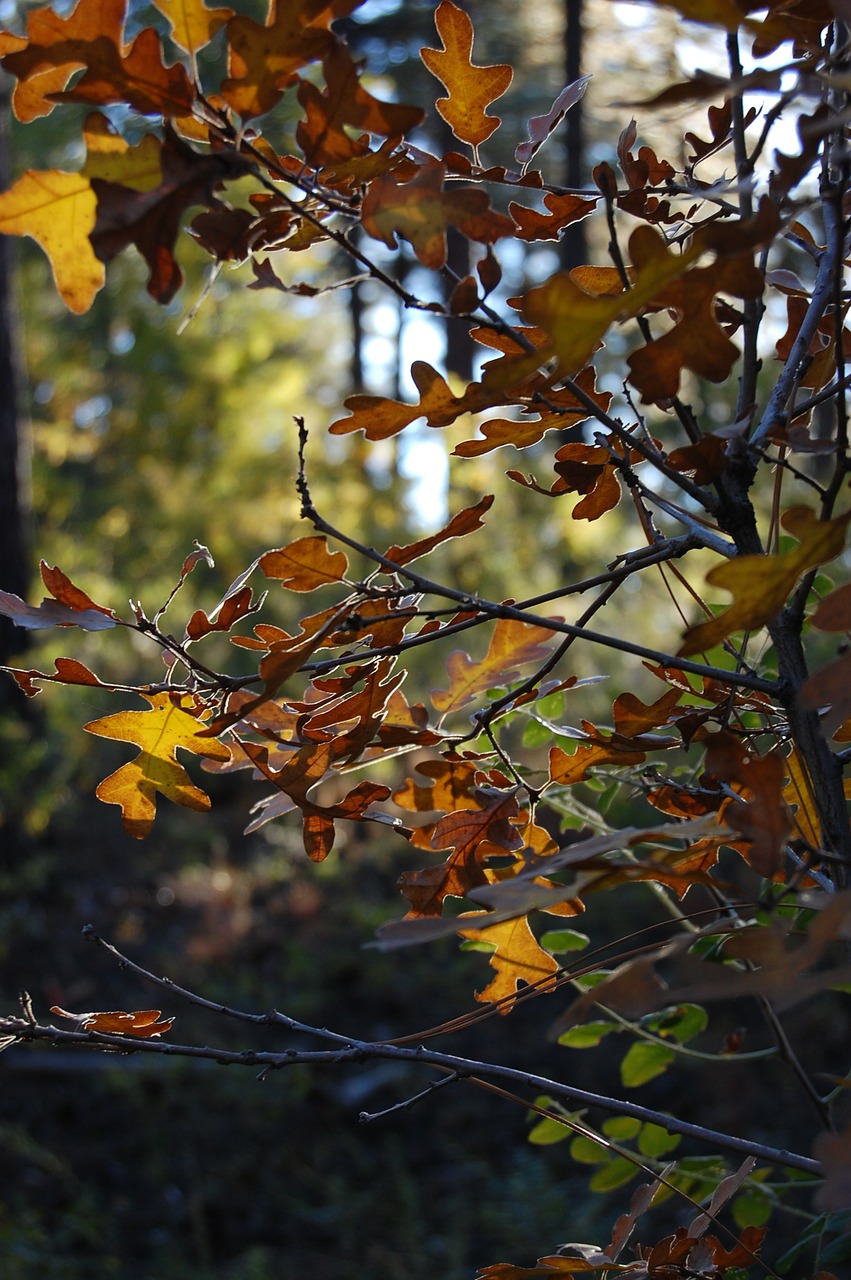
[420,1,512,149]
[432,618,555,715]
[260,536,348,591]
[681,506,851,655]
[459,914,559,1009]
[151,0,232,55]
[51,1006,174,1037]
[0,169,103,312]
[515,76,591,169]
[361,160,513,270]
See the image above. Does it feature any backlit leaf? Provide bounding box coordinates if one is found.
[84,692,231,838]
[458,914,559,1009]
[432,618,556,715]
[515,76,591,169]
[151,0,232,54]
[0,169,103,312]
[680,506,851,655]
[260,536,349,591]
[420,1,512,149]
[361,160,513,270]
[51,1006,174,1037]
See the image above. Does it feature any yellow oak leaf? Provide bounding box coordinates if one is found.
[680,506,851,656]
[81,112,163,190]
[432,617,555,716]
[420,1,512,149]
[151,0,233,55]
[84,692,231,838]
[0,169,103,313]
[459,914,559,1010]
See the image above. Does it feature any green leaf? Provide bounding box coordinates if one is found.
[637,1122,681,1158]
[569,1135,608,1164]
[602,1116,641,1141]
[589,1157,638,1192]
[643,1003,708,1043]
[540,929,590,954]
[620,1041,675,1087]
[558,1020,617,1048]
[732,1192,772,1229]
[528,1116,571,1145]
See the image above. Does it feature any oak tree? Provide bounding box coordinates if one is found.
[1,0,850,1273]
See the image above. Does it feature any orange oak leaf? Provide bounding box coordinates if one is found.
[0,169,103,312]
[90,127,252,303]
[151,0,232,55]
[185,586,260,641]
[680,506,851,655]
[702,731,791,877]
[4,657,110,699]
[51,1006,174,1037]
[260,536,349,591]
[458,914,559,1009]
[548,739,647,788]
[0,560,118,631]
[432,618,556,716]
[399,788,523,917]
[384,496,494,566]
[329,360,518,441]
[221,0,359,120]
[84,692,232,838]
[420,1,512,149]
[1,0,197,121]
[800,651,851,739]
[0,0,127,122]
[509,191,597,242]
[454,368,611,457]
[297,43,423,167]
[361,160,513,270]
[393,757,480,815]
[627,252,766,403]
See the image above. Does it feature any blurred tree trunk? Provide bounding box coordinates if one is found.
[0,83,30,668]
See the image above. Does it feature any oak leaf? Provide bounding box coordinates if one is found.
[432,618,556,716]
[151,0,232,55]
[420,1,512,149]
[297,43,423,168]
[84,692,231,838]
[702,731,791,876]
[51,1006,174,1037]
[510,191,597,243]
[361,160,513,270]
[0,169,103,312]
[260,536,348,591]
[459,914,559,1009]
[515,76,591,170]
[680,506,851,655]
[221,0,359,120]
[4,657,110,698]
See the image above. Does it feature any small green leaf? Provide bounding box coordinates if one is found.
[459,938,497,953]
[558,1020,617,1048]
[522,717,555,748]
[569,1135,608,1164]
[637,1122,681,1158]
[732,1192,772,1229]
[643,1003,707,1043]
[540,929,590,954]
[602,1116,641,1141]
[620,1041,675,1087]
[589,1156,638,1192]
[528,1116,571,1145]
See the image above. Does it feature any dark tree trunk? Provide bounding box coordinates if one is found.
[0,83,29,671]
